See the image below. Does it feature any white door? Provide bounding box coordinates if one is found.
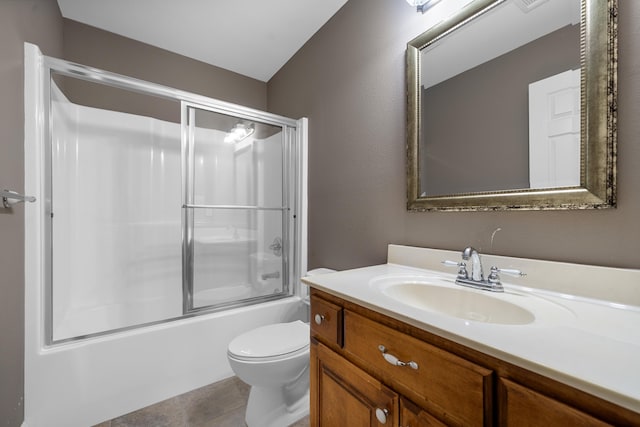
[528,69,581,189]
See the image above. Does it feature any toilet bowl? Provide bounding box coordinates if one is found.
[227,320,310,427]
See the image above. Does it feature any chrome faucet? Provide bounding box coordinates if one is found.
[442,246,526,292]
[462,246,484,282]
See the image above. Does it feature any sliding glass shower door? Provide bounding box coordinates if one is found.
[183,104,292,312]
[44,57,304,344]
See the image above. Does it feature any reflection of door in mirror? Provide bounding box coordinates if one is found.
[529,69,580,189]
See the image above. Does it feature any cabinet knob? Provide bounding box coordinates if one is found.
[314,314,325,325]
[375,408,389,424]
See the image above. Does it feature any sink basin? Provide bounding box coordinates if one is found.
[366,273,572,325]
[382,282,535,325]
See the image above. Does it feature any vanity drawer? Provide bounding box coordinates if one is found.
[344,310,493,426]
[310,296,343,347]
[499,379,610,426]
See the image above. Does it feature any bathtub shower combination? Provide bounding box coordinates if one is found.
[24,43,307,426]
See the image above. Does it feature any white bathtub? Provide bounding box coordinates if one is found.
[24,293,304,426]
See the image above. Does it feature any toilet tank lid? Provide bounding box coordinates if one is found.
[228,320,309,358]
[306,268,337,276]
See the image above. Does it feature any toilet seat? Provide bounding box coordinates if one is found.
[228,320,309,361]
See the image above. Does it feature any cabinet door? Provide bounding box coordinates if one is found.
[400,398,446,427]
[312,340,398,427]
[499,379,610,426]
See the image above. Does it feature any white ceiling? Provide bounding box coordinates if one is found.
[56,0,349,82]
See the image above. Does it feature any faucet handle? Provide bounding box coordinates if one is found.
[442,260,460,267]
[492,267,526,277]
[488,266,526,285]
[442,260,468,280]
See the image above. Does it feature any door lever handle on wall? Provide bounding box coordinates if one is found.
[2,189,36,208]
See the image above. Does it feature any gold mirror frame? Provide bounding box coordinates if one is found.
[406,0,617,211]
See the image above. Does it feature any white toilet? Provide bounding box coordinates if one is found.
[227,320,310,427]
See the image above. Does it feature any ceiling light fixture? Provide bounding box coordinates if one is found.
[224,123,255,144]
[406,0,443,13]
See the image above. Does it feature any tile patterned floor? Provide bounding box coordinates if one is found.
[93,376,310,427]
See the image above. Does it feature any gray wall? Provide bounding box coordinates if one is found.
[422,24,580,195]
[63,19,267,111]
[268,0,640,271]
[0,2,63,424]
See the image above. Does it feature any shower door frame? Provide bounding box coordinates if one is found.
[40,54,306,345]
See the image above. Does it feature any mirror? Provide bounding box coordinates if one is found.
[406,0,617,211]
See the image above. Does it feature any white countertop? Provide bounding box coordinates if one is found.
[302,261,640,413]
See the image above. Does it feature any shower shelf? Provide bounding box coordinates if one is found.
[1,189,36,208]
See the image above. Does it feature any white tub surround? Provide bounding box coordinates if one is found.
[302,244,640,414]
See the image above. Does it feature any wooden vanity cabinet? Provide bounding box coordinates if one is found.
[310,290,492,426]
[310,288,640,427]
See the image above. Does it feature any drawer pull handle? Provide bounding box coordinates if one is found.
[378,345,419,370]
[375,408,389,424]
[314,314,325,325]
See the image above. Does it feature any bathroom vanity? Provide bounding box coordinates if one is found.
[303,245,640,426]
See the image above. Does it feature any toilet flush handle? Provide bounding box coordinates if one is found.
[314,314,325,325]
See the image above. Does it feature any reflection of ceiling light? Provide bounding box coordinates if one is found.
[224,123,255,144]
[406,0,443,13]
